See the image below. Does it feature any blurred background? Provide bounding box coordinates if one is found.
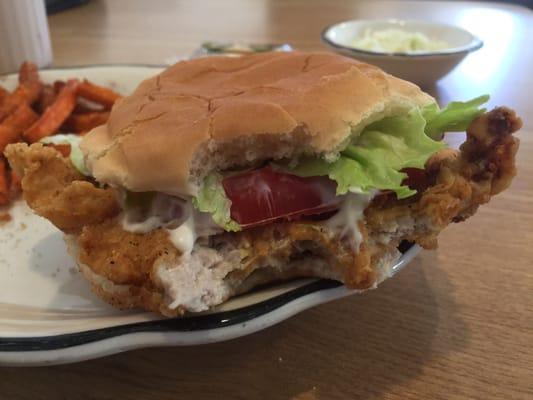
[35,0,532,108]
[44,0,533,16]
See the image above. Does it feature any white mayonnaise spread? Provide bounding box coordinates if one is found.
[324,192,375,251]
[121,189,375,312]
[167,213,196,255]
[121,215,169,234]
[120,192,222,256]
[121,192,186,231]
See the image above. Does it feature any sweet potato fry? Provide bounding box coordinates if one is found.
[0,103,39,152]
[77,80,121,109]
[0,85,41,122]
[0,158,9,206]
[24,79,79,143]
[18,62,39,85]
[36,84,56,113]
[15,61,42,107]
[53,80,66,94]
[64,111,110,132]
[0,63,42,122]
[0,87,8,106]
[57,81,106,113]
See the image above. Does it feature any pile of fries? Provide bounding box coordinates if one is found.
[0,62,122,209]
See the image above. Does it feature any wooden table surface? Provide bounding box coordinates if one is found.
[2,1,532,399]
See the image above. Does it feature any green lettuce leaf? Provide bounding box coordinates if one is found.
[192,173,241,231]
[39,134,90,176]
[423,95,489,140]
[197,95,489,227]
[284,107,445,199]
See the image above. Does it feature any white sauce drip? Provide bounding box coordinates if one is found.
[121,215,167,234]
[324,192,374,251]
[166,213,196,256]
[120,193,221,256]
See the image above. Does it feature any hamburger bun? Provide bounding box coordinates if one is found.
[81,52,434,196]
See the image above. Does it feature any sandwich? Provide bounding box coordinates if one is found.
[4,52,521,316]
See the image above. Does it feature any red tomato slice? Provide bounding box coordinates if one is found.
[222,166,339,227]
[402,168,430,192]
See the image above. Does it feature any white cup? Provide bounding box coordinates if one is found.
[0,0,53,74]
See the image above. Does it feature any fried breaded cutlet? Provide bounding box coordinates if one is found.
[5,107,520,316]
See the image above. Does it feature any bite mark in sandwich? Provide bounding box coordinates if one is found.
[4,52,521,316]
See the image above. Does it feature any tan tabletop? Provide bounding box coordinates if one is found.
[2,1,532,399]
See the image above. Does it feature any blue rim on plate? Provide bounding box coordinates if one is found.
[321,20,483,58]
[0,280,341,352]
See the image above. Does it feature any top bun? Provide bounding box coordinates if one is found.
[81,52,435,196]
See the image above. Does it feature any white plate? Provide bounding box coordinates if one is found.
[0,65,421,366]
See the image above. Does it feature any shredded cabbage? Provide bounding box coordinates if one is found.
[351,28,449,53]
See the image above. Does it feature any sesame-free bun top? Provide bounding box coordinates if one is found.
[81,52,435,196]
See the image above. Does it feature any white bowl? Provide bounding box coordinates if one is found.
[322,19,482,87]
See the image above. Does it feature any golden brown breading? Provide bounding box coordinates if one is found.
[4,143,120,233]
[73,220,383,317]
[74,221,374,317]
[4,107,521,316]
[365,107,521,249]
[215,222,375,288]
[71,248,174,316]
[77,218,180,285]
